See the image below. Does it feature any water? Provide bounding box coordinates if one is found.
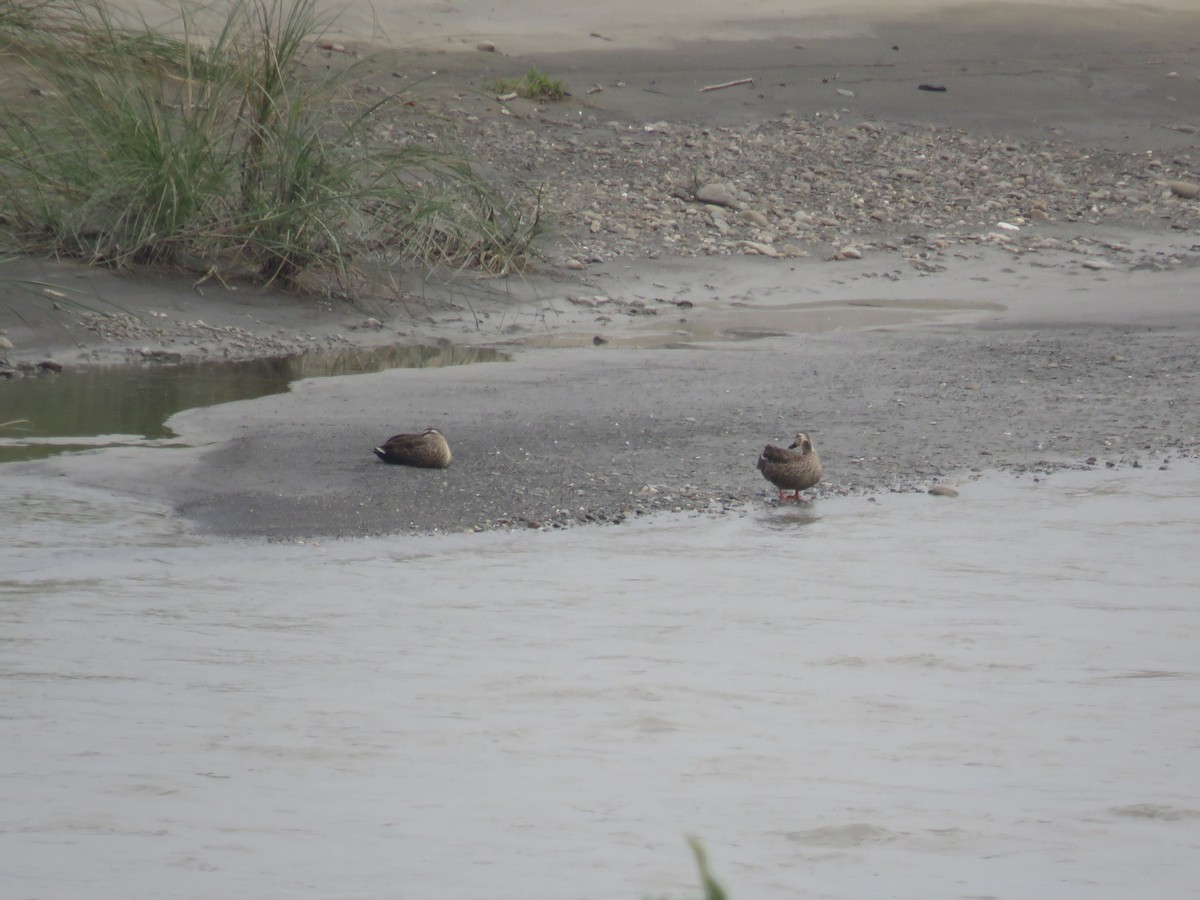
[2,462,1198,899]
[0,344,508,463]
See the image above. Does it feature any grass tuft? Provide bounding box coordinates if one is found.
[686,836,730,900]
[0,0,545,293]
[489,66,568,102]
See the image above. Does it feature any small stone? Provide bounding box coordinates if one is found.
[738,209,771,228]
[592,335,608,345]
[475,41,496,52]
[836,88,855,98]
[928,485,959,497]
[37,359,63,373]
[837,245,863,260]
[0,336,13,350]
[563,258,586,271]
[736,240,781,258]
[695,183,738,207]
[1082,259,1115,270]
[1166,181,1199,200]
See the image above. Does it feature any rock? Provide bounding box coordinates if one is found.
[894,167,923,181]
[1166,181,1199,200]
[475,41,496,52]
[0,336,13,350]
[738,209,771,228]
[1082,259,1115,270]
[836,88,855,98]
[735,240,781,257]
[694,183,738,207]
[836,245,863,260]
[929,485,959,497]
[37,359,63,373]
[138,348,182,362]
[562,258,586,271]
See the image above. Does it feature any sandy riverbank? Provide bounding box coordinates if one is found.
[2,0,1198,536]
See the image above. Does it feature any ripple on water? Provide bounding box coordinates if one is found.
[0,461,1199,900]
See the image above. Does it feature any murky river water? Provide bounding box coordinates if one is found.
[2,461,1198,899]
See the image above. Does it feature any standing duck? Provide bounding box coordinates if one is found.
[373,428,452,468]
[757,432,822,501]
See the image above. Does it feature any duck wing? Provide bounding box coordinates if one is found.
[373,432,423,462]
[757,444,794,470]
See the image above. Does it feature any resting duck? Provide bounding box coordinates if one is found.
[373,428,452,468]
[757,432,822,501]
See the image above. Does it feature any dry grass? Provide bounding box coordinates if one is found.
[0,0,545,294]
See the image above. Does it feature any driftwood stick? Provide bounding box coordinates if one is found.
[699,77,754,93]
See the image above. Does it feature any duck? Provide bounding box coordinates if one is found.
[757,432,822,501]
[372,428,452,468]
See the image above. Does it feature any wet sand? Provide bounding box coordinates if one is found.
[2,0,1199,536]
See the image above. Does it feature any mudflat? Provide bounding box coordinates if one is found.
[2,0,1198,536]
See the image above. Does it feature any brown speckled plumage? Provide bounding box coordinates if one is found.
[757,432,822,501]
[373,428,452,468]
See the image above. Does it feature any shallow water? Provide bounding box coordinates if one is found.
[0,343,507,463]
[2,462,1198,900]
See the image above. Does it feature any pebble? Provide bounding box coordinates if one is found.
[735,240,781,258]
[928,484,960,497]
[694,183,738,207]
[475,41,496,52]
[1167,181,1199,200]
[738,209,771,228]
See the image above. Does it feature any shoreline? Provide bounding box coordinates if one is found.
[2,2,1199,537]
